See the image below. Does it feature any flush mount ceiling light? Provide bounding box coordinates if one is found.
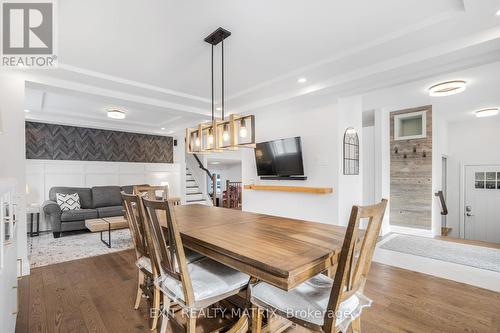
[186,27,255,154]
[475,108,499,118]
[297,77,307,83]
[107,109,126,119]
[428,80,467,97]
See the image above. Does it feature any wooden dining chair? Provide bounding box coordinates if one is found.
[251,199,388,333]
[141,197,251,333]
[121,192,161,330]
[134,185,170,200]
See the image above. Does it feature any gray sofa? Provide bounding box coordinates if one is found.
[42,185,142,238]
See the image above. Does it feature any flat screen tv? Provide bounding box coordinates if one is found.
[254,137,305,179]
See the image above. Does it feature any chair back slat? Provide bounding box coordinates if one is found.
[141,197,195,305]
[323,199,388,333]
[134,185,169,200]
[121,192,148,258]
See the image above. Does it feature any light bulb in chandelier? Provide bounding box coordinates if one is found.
[195,137,200,146]
[222,124,230,142]
[208,129,214,145]
[239,118,247,138]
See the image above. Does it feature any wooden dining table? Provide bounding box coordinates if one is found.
[160,204,351,291]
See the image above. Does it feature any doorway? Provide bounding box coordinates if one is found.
[463,165,500,243]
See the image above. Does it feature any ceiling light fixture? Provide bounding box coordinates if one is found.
[24,109,30,113]
[297,77,307,83]
[161,127,165,130]
[475,108,499,118]
[107,109,126,119]
[428,80,466,97]
[496,9,500,16]
[186,27,255,153]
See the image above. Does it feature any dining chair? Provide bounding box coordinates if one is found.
[121,192,161,330]
[141,197,251,333]
[134,185,170,200]
[134,185,203,264]
[250,199,388,333]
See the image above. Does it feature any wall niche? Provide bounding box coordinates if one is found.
[390,106,432,229]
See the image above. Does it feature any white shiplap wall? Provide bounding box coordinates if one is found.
[26,160,182,231]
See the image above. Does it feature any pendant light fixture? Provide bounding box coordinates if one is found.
[186,27,256,153]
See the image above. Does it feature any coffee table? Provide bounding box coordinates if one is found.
[85,216,129,248]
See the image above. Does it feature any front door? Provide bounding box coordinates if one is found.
[464,165,500,243]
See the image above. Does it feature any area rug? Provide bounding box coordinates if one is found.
[380,235,500,273]
[28,230,134,268]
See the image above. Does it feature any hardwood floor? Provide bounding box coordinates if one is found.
[16,250,500,333]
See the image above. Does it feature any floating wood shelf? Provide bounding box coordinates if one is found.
[243,185,333,194]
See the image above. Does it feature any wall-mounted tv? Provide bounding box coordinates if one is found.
[254,137,306,180]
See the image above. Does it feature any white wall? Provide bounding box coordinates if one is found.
[362,126,375,205]
[447,117,500,238]
[337,96,363,226]
[242,104,339,224]
[0,74,29,276]
[26,160,181,231]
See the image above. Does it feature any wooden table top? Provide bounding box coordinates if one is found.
[161,204,349,290]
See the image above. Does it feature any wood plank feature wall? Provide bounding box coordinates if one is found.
[25,122,173,163]
[390,106,432,229]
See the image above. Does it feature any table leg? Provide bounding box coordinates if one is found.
[30,213,33,237]
[100,220,112,248]
[36,213,40,236]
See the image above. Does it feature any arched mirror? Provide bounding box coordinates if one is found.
[343,127,359,175]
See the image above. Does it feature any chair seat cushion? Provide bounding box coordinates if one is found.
[97,205,124,218]
[251,274,372,330]
[158,257,249,306]
[61,209,98,222]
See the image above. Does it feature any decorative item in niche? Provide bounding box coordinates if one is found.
[394,110,427,140]
[343,127,359,175]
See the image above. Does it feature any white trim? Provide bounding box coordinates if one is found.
[389,225,434,237]
[394,110,427,141]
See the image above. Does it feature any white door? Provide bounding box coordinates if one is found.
[464,165,500,243]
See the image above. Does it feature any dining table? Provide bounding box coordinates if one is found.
[160,204,353,291]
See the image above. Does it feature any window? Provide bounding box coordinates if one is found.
[475,171,500,189]
[394,111,427,140]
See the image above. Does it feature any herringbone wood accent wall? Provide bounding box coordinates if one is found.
[26,122,173,163]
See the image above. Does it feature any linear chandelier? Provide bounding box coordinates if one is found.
[186,27,255,154]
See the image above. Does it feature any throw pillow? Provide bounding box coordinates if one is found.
[56,193,81,211]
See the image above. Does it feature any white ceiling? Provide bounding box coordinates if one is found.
[18,0,500,133]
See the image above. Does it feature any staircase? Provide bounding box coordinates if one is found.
[185,167,209,205]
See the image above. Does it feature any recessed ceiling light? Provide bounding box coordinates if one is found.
[297,77,307,83]
[475,108,499,118]
[210,161,221,165]
[161,127,166,130]
[24,109,30,113]
[496,9,500,16]
[428,80,467,97]
[107,109,126,119]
